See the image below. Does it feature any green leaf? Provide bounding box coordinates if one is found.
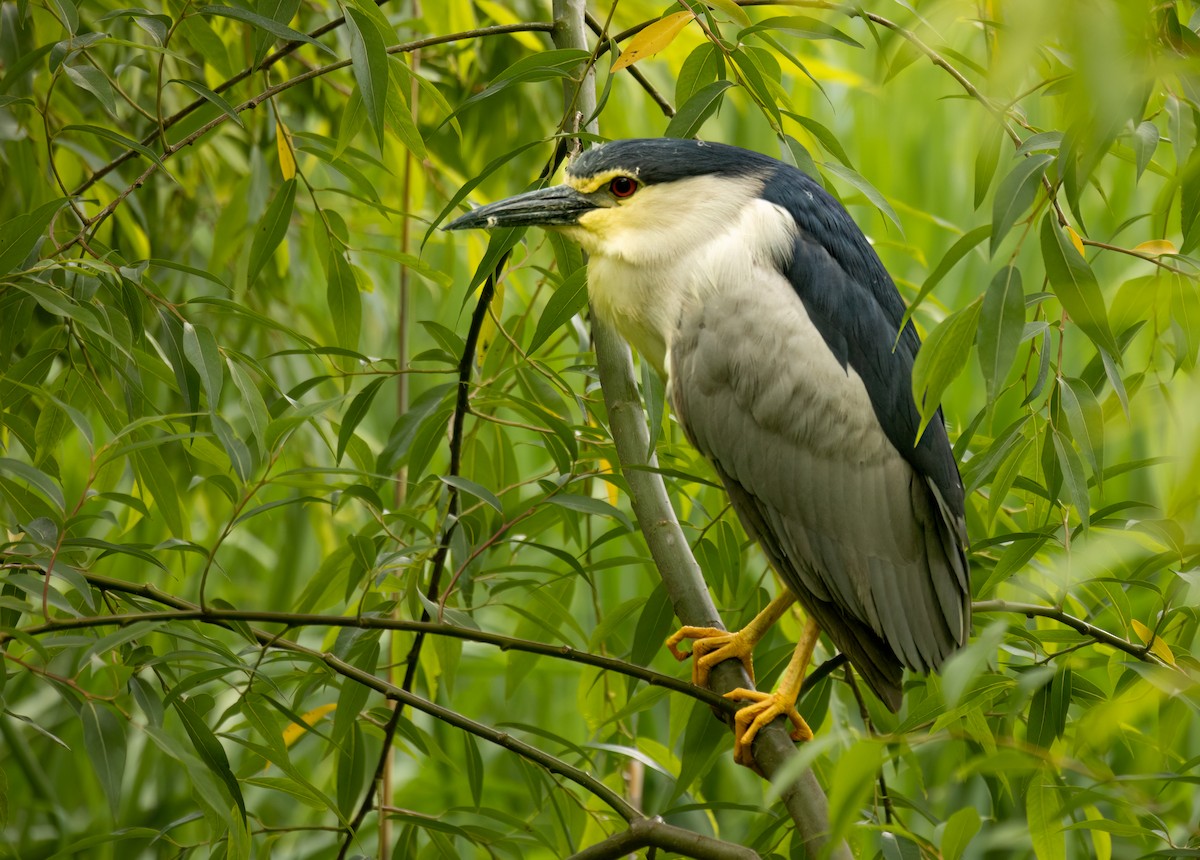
[826,740,885,847]
[664,80,734,139]
[336,722,366,817]
[463,731,483,809]
[1132,120,1158,180]
[196,5,332,54]
[441,475,503,514]
[1057,377,1104,487]
[337,377,387,465]
[911,298,982,438]
[528,268,587,353]
[822,162,904,235]
[0,458,65,512]
[977,265,1024,400]
[630,582,674,667]
[1052,431,1090,530]
[211,415,252,482]
[247,178,296,286]
[169,78,246,129]
[1026,778,1064,860]
[740,15,861,48]
[547,493,632,532]
[80,702,126,817]
[0,199,67,274]
[63,65,115,113]
[1027,668,1072,748]
[730,49,780,128]
[673,697,730,801]
[62,124,170,174]
[784,111,854,167]
[1170,273,1200,371]
[909,224,991,319]
[641,358,665,459]
[675,42,721,106]
[1039,214,1120,357]
[990,153,1052,253]
[133,446,184,536]
[326,249,362,350]
[973,137,1011,210]
[182,323,223,407]
[941,806,981,860]
[782,134,819,180]
[174,697,246,819]
[448,49,591,121]
[384,62,426,159]
[344,7,388,149]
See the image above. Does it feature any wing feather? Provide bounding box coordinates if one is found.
[669,244,969,709]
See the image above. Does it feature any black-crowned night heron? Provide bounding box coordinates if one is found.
[447,138,970,766]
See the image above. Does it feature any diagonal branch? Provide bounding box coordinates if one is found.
[9,604,739,714]
[7,569,641,825]
[972,599,1185,669]
[551,0,849,856]
[565,816,761,860]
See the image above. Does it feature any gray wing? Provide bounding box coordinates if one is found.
[668,263,969,711]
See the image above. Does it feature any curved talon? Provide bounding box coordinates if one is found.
[725,687,813,769]
[665,626,755,687]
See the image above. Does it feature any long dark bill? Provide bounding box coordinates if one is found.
[444,185,596,231]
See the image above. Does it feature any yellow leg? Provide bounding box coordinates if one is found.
[725,615,820,769]
[665,592,796,688]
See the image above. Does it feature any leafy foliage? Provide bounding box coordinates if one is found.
[1,0,1198,858]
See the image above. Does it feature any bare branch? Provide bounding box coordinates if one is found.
[567,816,761,860]
[9,604,738,714]
[972,599,1185,669]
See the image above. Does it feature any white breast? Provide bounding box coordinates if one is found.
[585,191,795,375]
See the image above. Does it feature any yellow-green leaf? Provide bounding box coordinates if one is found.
[282,703,337,747]
[1131,618,1176,665]
[275,120,295,180]
[612,11,693,72]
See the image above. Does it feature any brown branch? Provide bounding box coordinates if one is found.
[10,571,640,825]
[567,816,761,860]
[9,605,738,714]
[550,0,847,854]
[972,599,1184,668]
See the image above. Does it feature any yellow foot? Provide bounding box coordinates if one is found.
[725,687,813,770]
[665,626,755,688]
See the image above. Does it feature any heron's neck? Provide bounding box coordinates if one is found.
[584,197,797,378]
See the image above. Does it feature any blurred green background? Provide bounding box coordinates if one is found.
[1,0,1198,857]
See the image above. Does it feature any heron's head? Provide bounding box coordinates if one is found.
[445,139,783,263]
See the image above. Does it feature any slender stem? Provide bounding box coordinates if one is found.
[972,599,1173,666]
[9,606,738,714]
[566,816,761,860]
[553,0,847,853]
[13,572,641,826]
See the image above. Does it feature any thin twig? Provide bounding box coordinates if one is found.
[972,599,1182,668]
[9,606,740,714]
[567,816,761,860]
[12,570,641,826]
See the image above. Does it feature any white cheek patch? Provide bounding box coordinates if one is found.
[590,174,768,264]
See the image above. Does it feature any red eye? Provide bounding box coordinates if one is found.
[609,176,638,198]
